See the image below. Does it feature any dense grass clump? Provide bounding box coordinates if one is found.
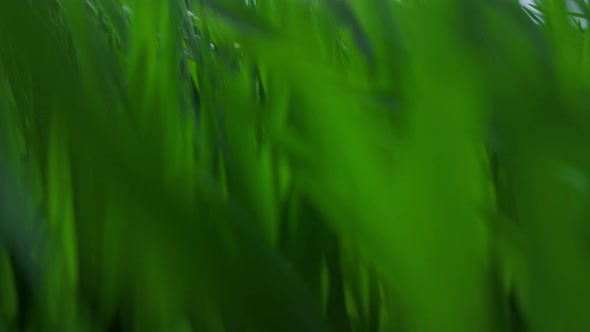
[2,0,590,331]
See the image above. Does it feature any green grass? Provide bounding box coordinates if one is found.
[2,0,590,331]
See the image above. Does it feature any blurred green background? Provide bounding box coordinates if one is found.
[1,0,590,331]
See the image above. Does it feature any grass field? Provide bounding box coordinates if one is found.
[2,0,590,331]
